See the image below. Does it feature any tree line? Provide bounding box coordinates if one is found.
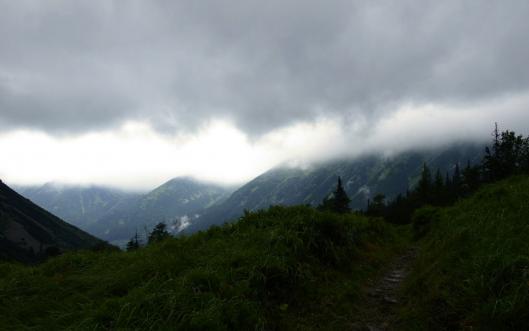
[364,124,529,223]
[126,222,170,251]
[127,124,529,250]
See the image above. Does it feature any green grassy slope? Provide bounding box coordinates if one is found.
[398,176,529,330]
[0,206,402,330]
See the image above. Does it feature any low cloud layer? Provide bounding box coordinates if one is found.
[1,1,529,188]
[1,1,528,135]
[2,91,529,190]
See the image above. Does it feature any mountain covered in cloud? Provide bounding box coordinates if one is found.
[2,1,529,191]
[186,143,485,233]
[15,178,232,246]
[90,177,232,244]
[0,180,108,263]
[14,144,484,243]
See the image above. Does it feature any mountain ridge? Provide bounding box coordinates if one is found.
[12,144,485,241]
[92,176,232,244]
[0,179,109,263]
[187,143,485,232]
[16,177,232,246]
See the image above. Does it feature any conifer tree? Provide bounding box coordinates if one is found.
[378,125,529,225]
[452,163,461,189]
[320,177,351,213]
[148,222,170,244]
[482,124,527,180]
[332,177,351,213]
[434,169,443,188]
[445,172,451,188]
[417,163,432,203]
[433,168,444,204]
[462,160,481,193]
[522,137,529,173]
[126,231,141,251]
[483,124,501,181]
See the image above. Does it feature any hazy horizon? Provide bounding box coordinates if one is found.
[2,1,529,190]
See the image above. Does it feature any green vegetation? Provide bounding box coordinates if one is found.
[147,222,170,244]
[125,231,141,251]
[3,126,527,329]
[190,144,483,233]
[368,126,529,226]
[0,206,402,330]
[398,176,529,330]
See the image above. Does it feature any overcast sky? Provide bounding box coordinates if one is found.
[1,0,529,190]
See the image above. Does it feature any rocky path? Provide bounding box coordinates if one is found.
[353,248,418,331]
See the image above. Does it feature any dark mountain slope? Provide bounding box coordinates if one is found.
[0,180,107,263]
[14,178,231,246]
[188,144,484,232]
[90,177,231,243]
[15,183,140,230]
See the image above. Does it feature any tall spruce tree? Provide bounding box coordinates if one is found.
[483,127,528,180]
[320,177,351,214]
[434,169,444,187]
[417,163,432,203]
[333,177,351,213]
[462,160,481,193]
[434,168,445,204]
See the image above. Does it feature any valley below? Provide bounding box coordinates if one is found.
[13,143,483,246]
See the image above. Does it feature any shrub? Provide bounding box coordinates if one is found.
[412,205,441,239]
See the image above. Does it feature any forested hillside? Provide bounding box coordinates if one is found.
[189,144,483,232]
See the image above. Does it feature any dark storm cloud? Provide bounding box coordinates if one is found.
[1,0,528,134]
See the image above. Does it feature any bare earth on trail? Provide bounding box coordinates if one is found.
[352,248,418,331]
